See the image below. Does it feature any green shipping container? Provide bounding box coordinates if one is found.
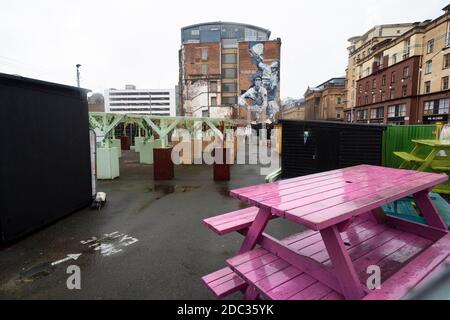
[383,125,437,168]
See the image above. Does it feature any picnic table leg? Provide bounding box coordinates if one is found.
[417,149,438,172]
[239,208,272,254]
[400,144,420,169]
[243,286,259,300]
[320,225,365,300]
[414,189,447,230]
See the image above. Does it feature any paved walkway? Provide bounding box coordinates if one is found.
[0,150,296,299]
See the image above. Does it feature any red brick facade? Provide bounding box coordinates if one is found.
[352,56,421,125]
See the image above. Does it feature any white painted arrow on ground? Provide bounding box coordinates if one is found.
[51,254,82,266]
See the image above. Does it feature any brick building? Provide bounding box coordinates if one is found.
[344,5,450,125]
[179,22,281,120]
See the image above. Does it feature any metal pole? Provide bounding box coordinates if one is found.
[76,64,81,88]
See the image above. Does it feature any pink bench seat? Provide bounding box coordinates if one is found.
[226,215,435,300]
[226,248,344,300]
[363,233,450,300]
[201,267,247,299]
[203,207,276,236]
[202,207,274,298]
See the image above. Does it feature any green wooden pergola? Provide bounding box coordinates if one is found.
[88,112,237,147]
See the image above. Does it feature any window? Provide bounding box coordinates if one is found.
[404,39,411,58]
[357,109,368,121]
[222,96,237,105]
[403,66,409,79]
[336,112,341,119]
[364,96,369,104]
[442,77,449,91]
[210,81,218,93]
[210,97,217,107]
[381,91,386,101]
[424,99,450,115]
[424,81,431,94]
[424,101,434,115]
[392,54,397,65]
[444,54,450,69]
[346,112,352,122]
[222,83,237,93]
[201,48,208,61]
[201,64,208,75]
[447,22,450,47]
[365,82,369,91]
[337,97,342,105]
[222,54,237,64]
[391,71,396,83]
[425,60,432,74]
[427,39,434,54]
[382,75,386,86]
[402,85,408,97]
[372,79,377,89]
[372,94,376,103]
[191,29,200,36]
[222,68,237,78]
[359,84,362,92]
[371,107,384,119]
[388,104,406,118]
[440,99,449,114]
[390,89,395,100]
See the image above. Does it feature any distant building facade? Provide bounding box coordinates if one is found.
[104,85,176,116]
[304,78,345,121]
[179,22,281,120]
[88,93,105,112]
[281,98,305,120]
[344,5,450,125]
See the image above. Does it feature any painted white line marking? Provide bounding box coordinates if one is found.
[51,254,82,266]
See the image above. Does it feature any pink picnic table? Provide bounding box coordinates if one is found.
[224,165,450,300]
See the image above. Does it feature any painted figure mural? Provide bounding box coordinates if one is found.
[239,42,280,123]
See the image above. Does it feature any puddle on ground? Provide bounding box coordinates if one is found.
[216,186,230,198]
[148,185,200,195]
[18,263,54,283]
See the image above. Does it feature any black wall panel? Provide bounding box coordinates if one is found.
[0,73,92,241]
[281,120,386,179]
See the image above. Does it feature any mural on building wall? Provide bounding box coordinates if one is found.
[238,42,280,123]
[185,80,208,116]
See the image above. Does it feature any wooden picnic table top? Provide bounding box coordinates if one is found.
[412,139,450,147]
[230,165,448,231]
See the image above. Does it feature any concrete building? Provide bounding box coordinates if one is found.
[179,22,281,120]
[304,78,345,121]
[281,98,305,120]
[344,5,450,125]
[104,85,176,116]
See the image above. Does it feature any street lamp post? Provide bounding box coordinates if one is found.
[76,64,82,88]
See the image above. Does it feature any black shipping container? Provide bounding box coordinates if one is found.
[281,120,387,179]
[0,73,92,241]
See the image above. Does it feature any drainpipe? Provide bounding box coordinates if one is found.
[416,54,423,124]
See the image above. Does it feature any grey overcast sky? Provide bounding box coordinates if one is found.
[0,0,448,99]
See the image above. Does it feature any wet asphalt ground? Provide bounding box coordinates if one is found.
[0,150,300,299]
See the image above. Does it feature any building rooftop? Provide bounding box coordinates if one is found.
[180,21,272,44]
[181,21,271,35]
[315,77,346,90]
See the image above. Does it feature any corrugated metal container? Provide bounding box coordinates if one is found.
[0,73,92,241]
[280,120,387,179]
[383,125,437,168]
